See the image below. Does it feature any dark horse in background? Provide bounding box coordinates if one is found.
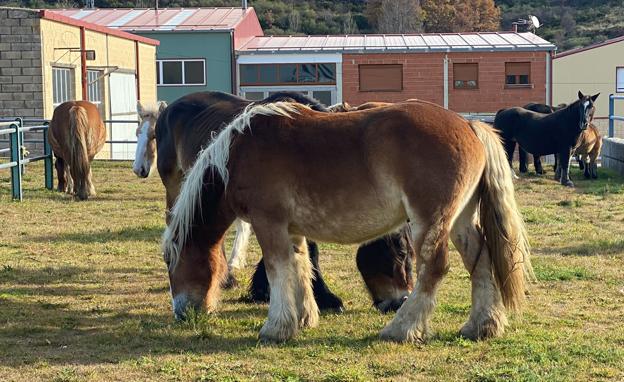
[494,91,599,187]
[153,91,415,313]
[516,103,566,174]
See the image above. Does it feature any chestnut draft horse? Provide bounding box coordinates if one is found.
[138,92,417,313]
[162,100,533,343]
[48,100,106,200]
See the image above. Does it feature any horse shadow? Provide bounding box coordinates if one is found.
[30,225,164,244]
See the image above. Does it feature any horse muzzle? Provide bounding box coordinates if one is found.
[133,165,151,178]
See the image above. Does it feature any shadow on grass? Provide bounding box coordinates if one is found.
[31,225,163,244]
[540,238,624,256]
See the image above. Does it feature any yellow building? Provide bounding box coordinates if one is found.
[0,7,159,159]
[553,36,624,137]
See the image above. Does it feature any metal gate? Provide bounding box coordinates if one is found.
[108,72,138,160]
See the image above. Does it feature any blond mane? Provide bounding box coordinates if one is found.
[161,101,305,268]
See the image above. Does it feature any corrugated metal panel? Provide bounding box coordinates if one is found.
[237,32,556,53]
[50,8,247,31]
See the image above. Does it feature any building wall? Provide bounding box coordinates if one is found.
[342,51,549,113]
[553,40,624,122]
[0,8,43,119]
[138,31,232,103]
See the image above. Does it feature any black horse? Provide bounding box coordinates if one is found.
[494,91,599,187]
[516,103,567,174]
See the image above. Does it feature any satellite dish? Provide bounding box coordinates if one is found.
[529,15,541,29]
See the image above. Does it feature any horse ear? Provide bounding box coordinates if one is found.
[137,101,143,114]
[591,93,600,102]
[578,91,584,99]
[158,101,168,113]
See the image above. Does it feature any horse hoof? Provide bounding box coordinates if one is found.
[317,294,345,313]
[221,273,238,290]
[562,181,574,187]
[380,323,425,343]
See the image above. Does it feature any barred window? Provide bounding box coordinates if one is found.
[52,67,73,107]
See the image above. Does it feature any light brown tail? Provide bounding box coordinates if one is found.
[469,120,533,313]
[69,105,91,200]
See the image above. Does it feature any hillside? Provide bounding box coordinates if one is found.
[2,0,624,51]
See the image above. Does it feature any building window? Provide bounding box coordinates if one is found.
[505,62,531,86]
[156,59,205,86]
[617,67,624,93]
[453,63,478,89]
[52,67,73,107]
[359,64,403,92]
[239,63,336,86]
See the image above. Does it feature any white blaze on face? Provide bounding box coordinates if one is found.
[133,120,151,176]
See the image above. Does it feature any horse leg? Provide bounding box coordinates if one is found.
[248,258,270,303]
[220,240,238,289]
[504,139,519,179]
[554,154,561,181]
[577,154,585,171]
[55,157,66,192]
[582,154,591,179]
[559,149,574,187]
[450,195,506,339]
[380,215,447,343]
[86,166,96,197]
[228,219,252,270]
[308,240,344,312]
[291,235,320,328]
[64,162,74,195]
[533,154,544,175]
[518,147,528,173]
[254,222,306,342]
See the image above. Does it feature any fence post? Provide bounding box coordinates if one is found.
[9,122,22,201]
[15,117,25,176]
[43,122,53,190]
[609,94,614,138]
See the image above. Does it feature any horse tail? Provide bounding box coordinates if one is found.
[69,105,90,200]
[469,120,533,313]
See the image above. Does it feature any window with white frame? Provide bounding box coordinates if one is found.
[156,59,205,86]
[87,70,103,105]
[52,67,73,107]
[617,67,624,93]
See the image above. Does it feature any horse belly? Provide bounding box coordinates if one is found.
[288,185,408,244]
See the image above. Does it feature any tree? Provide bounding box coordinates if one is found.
[369,0,423,34]
[421,0,500,33]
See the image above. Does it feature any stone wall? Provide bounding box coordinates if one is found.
[0,7,45,154]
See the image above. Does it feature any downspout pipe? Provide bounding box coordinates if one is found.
[230,30,237,95]
[80,26,87,100]
[443,54,449,109]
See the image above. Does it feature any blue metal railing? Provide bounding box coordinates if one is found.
[0,119,53,201]
[608,94,624,138]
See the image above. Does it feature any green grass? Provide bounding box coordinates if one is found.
[1,162,623,381]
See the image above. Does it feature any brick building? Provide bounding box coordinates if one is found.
[0,7,159,158]
[236,33,556,113]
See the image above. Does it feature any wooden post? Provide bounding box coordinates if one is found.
[80,27,88,100]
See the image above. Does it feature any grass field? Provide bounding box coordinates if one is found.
[1,161,623,381]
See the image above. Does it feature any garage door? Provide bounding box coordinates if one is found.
[109,72,138,160]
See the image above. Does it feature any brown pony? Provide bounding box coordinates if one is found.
[575,123,602,179]
[162,100,533,343]
[48,100,106,200]
[554,122,603,179]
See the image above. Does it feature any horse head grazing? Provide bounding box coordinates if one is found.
[161,101,304,320]
[576,91,599,131]
[133,101,167,178]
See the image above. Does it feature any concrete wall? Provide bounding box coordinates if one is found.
[138,31,232,103]
[342,51,549,113]
[0,8,43,119]
[602,138,624,176]
[553,39,624,121]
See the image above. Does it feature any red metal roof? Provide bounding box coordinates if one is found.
[40,10,159,46]
[50,8,255,32]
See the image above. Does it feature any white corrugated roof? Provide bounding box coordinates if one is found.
[238,32,555,54]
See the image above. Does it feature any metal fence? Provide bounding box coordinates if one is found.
[0,118,53,201]
[609,94,624,138]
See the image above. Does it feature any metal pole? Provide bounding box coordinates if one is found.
[10,122,22,201]
[609,94,614,138]
[43,122,53,190]
[15,117,25,175]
